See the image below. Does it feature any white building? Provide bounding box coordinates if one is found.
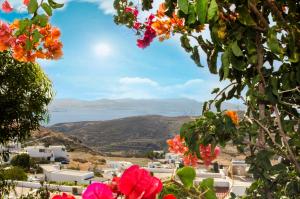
[107,161,133,170]
[48,146,68,160]
[165,153,182,163]
[40,164,94,184]
[24,145,68,161]
[0,142,21,153]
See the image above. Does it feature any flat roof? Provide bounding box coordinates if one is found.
[52,169,94,177]
[40,164,60,172]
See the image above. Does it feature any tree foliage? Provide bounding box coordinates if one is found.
[114,0,300,198]
[10,154,31,171]
[0,51,53,144]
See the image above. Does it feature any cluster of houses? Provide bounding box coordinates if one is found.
[1,143,252,198]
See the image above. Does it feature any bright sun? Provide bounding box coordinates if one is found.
[93,42,113,57]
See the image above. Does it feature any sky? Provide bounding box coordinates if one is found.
[1,0,226,102]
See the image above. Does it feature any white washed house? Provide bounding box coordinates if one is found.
[165,153,182,163]
[40,164,94,184]
[24,145,68,161]
[107,161,133,170]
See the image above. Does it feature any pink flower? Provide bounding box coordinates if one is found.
[199,144,221,166]
[1,0,13,13]
[82,182,113,199]
[133,22,141,30]
[119,165,163,199]
[0,20,13,51]
[52,193,75,199]
[125,7,138,18]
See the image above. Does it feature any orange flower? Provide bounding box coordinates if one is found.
[157,3,166,18]
[225,110,239,125]
[183,153,198,166]
[167,135,188,154]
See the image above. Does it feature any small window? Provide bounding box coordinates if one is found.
[62,148,66,151]
[39,149,45,153]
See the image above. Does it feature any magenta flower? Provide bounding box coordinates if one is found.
[82,182,113,199]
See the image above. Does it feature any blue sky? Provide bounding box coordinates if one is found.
[1,0,224,101]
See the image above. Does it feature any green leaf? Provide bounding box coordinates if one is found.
[231,41,243,57]
[211,88,220,94]
[28,0,39,14]
[199,178,217,199]
[32,30,42,43]
[178,0,189,14]
[33,14,48,27]
[208,49,218,74]
[187,4,196,24]
[42,2,52,16]
[236,7,256,26]
[196,0,208,24]
[180,35,193,52]
[207,0,218,21]
[48,0,64,9]
[176,166,196,188]
[25,39,32,51]
[221,49,230,79]
[267,29,283,55]
[191,46,202,67]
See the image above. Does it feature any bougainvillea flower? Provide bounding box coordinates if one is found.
[0,20,13,51]
[109,176,121,194]
[225,110,239,125]
[82,182,113,199]
[52,193,75,199]
[1,0,13,13]
[199,144,221,166]
[133,22,141,30]
[156,3,166,18]
[119,165,163,199]
[166,135,188,154]
[125,7,138,18]
[183,153,198,166]
[163,194,177,199]
[23,0,30,6]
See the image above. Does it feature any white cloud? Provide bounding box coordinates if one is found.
[111,77,224,101]
[120,77,159,87]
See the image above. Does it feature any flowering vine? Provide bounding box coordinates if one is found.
[0,0,63,62]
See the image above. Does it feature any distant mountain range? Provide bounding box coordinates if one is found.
[49,115,192,156]
[47,98,245,125]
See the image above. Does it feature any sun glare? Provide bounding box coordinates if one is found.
[93,42,113,57]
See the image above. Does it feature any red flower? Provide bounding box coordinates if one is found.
[125,7,138,18]
[23,0,30,6]
[119,165,163,199]
[109,176,121,194]
[199,144,221,166]
[163,194,177,199]
[133,22,141,30]
[1,0,13,13]
[52,193,75,199]
[82,182,113,199]
[0,20,13,51]
[183,153,198,166]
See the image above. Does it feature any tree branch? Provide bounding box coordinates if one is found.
[265,0,286,23]
[273,106,300,174]
[249,3,269,30]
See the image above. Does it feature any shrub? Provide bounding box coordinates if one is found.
[10,154,31,171]
[2,167,27,181]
